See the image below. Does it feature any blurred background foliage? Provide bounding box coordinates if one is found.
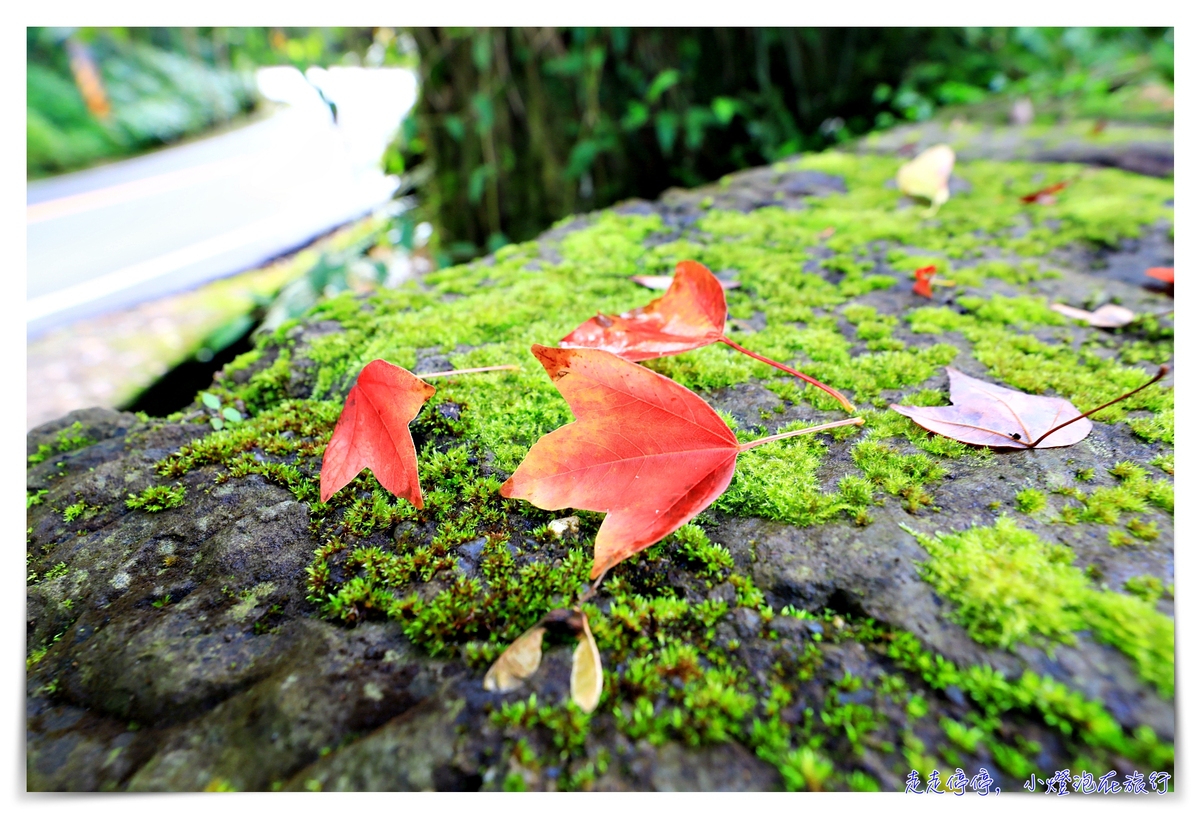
[390,27,1173,261]
[26,26,411,178]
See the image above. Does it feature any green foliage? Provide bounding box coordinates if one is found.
[398,27,1172,258]
[910,517,1174,696]
[125,484,186,513]
[27,28,259,177]
[28,422,95,464]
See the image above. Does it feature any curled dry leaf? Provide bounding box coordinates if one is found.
[501,345,863,577]
[1050,302,1136,329]
[631,274,739,291]
[891,367,1092,449]
[570,612,603,713]
[320,359,436,505]
[483,623,547,692]
[897,144,955,211]
[563,260,854,412]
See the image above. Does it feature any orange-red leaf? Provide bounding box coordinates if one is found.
[1146,267,1174,285]
[500,345,742,578]
[563,260,856,412]
[562,260,726,361]
[891,368,1091,449]
[913,265,936,299]
[319,359,436,505]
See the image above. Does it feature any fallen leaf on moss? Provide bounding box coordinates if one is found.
[563,260,854,411]
[897,144,955,213]
[483,622,547,692]
[891,367,1092,449]
[571,612,602,713]
[631,274,739,291]
[483,608,601,709]
[501,345,863,577]
[913,265,937,298]
[1051,302,1136,328]
[320,359,435,505]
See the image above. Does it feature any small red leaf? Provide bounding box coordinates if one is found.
[320,359,436,505]
[913,265,936,299]
[563,260,855,412]
[500,345,740,578]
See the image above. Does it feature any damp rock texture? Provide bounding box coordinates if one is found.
[28,128,1173,792]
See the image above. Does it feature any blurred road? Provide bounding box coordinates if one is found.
[27,66,416,337]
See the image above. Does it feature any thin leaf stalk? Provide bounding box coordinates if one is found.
[738,417,865,452]
[418,364,520,379]
[1027,365,1169,448]
[718,335,856,413]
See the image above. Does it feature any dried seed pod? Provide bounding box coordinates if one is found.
[570,612,603,713]
[483,624,546,692]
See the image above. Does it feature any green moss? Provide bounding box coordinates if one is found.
[1015,488,1047,515]
[910,516,1174,697]
[1124,575,1164,603]
[28,421,95,464]
[115,147,1173,785]
[125,484,186,513]
[62,501,101,523]
[1150,454,1174,475]
[852,440,945,512]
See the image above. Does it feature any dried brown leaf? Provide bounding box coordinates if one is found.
[483,624,546,692]
[570,613,603,713]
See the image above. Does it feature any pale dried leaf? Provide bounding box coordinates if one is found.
[890,367,1092,449]
[483,624,546,692]
[630,275,739,291]
[897,144,955,208]
[1051,303,1135,329]
[570,613,603,713]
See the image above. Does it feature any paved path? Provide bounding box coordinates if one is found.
[26,66,416,337]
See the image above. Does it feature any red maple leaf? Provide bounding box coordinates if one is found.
[320,359,436,505]
[913,265,937,299]
[561,260,855,412]
[501,345,862,578]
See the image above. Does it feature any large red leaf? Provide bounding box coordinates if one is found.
[561,260,855,411]
[500,345,862,578]
[891,368,1091,449]
[501,345,738,577]
[320,359,436,505]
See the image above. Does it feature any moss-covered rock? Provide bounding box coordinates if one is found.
[27,140,1173,792]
